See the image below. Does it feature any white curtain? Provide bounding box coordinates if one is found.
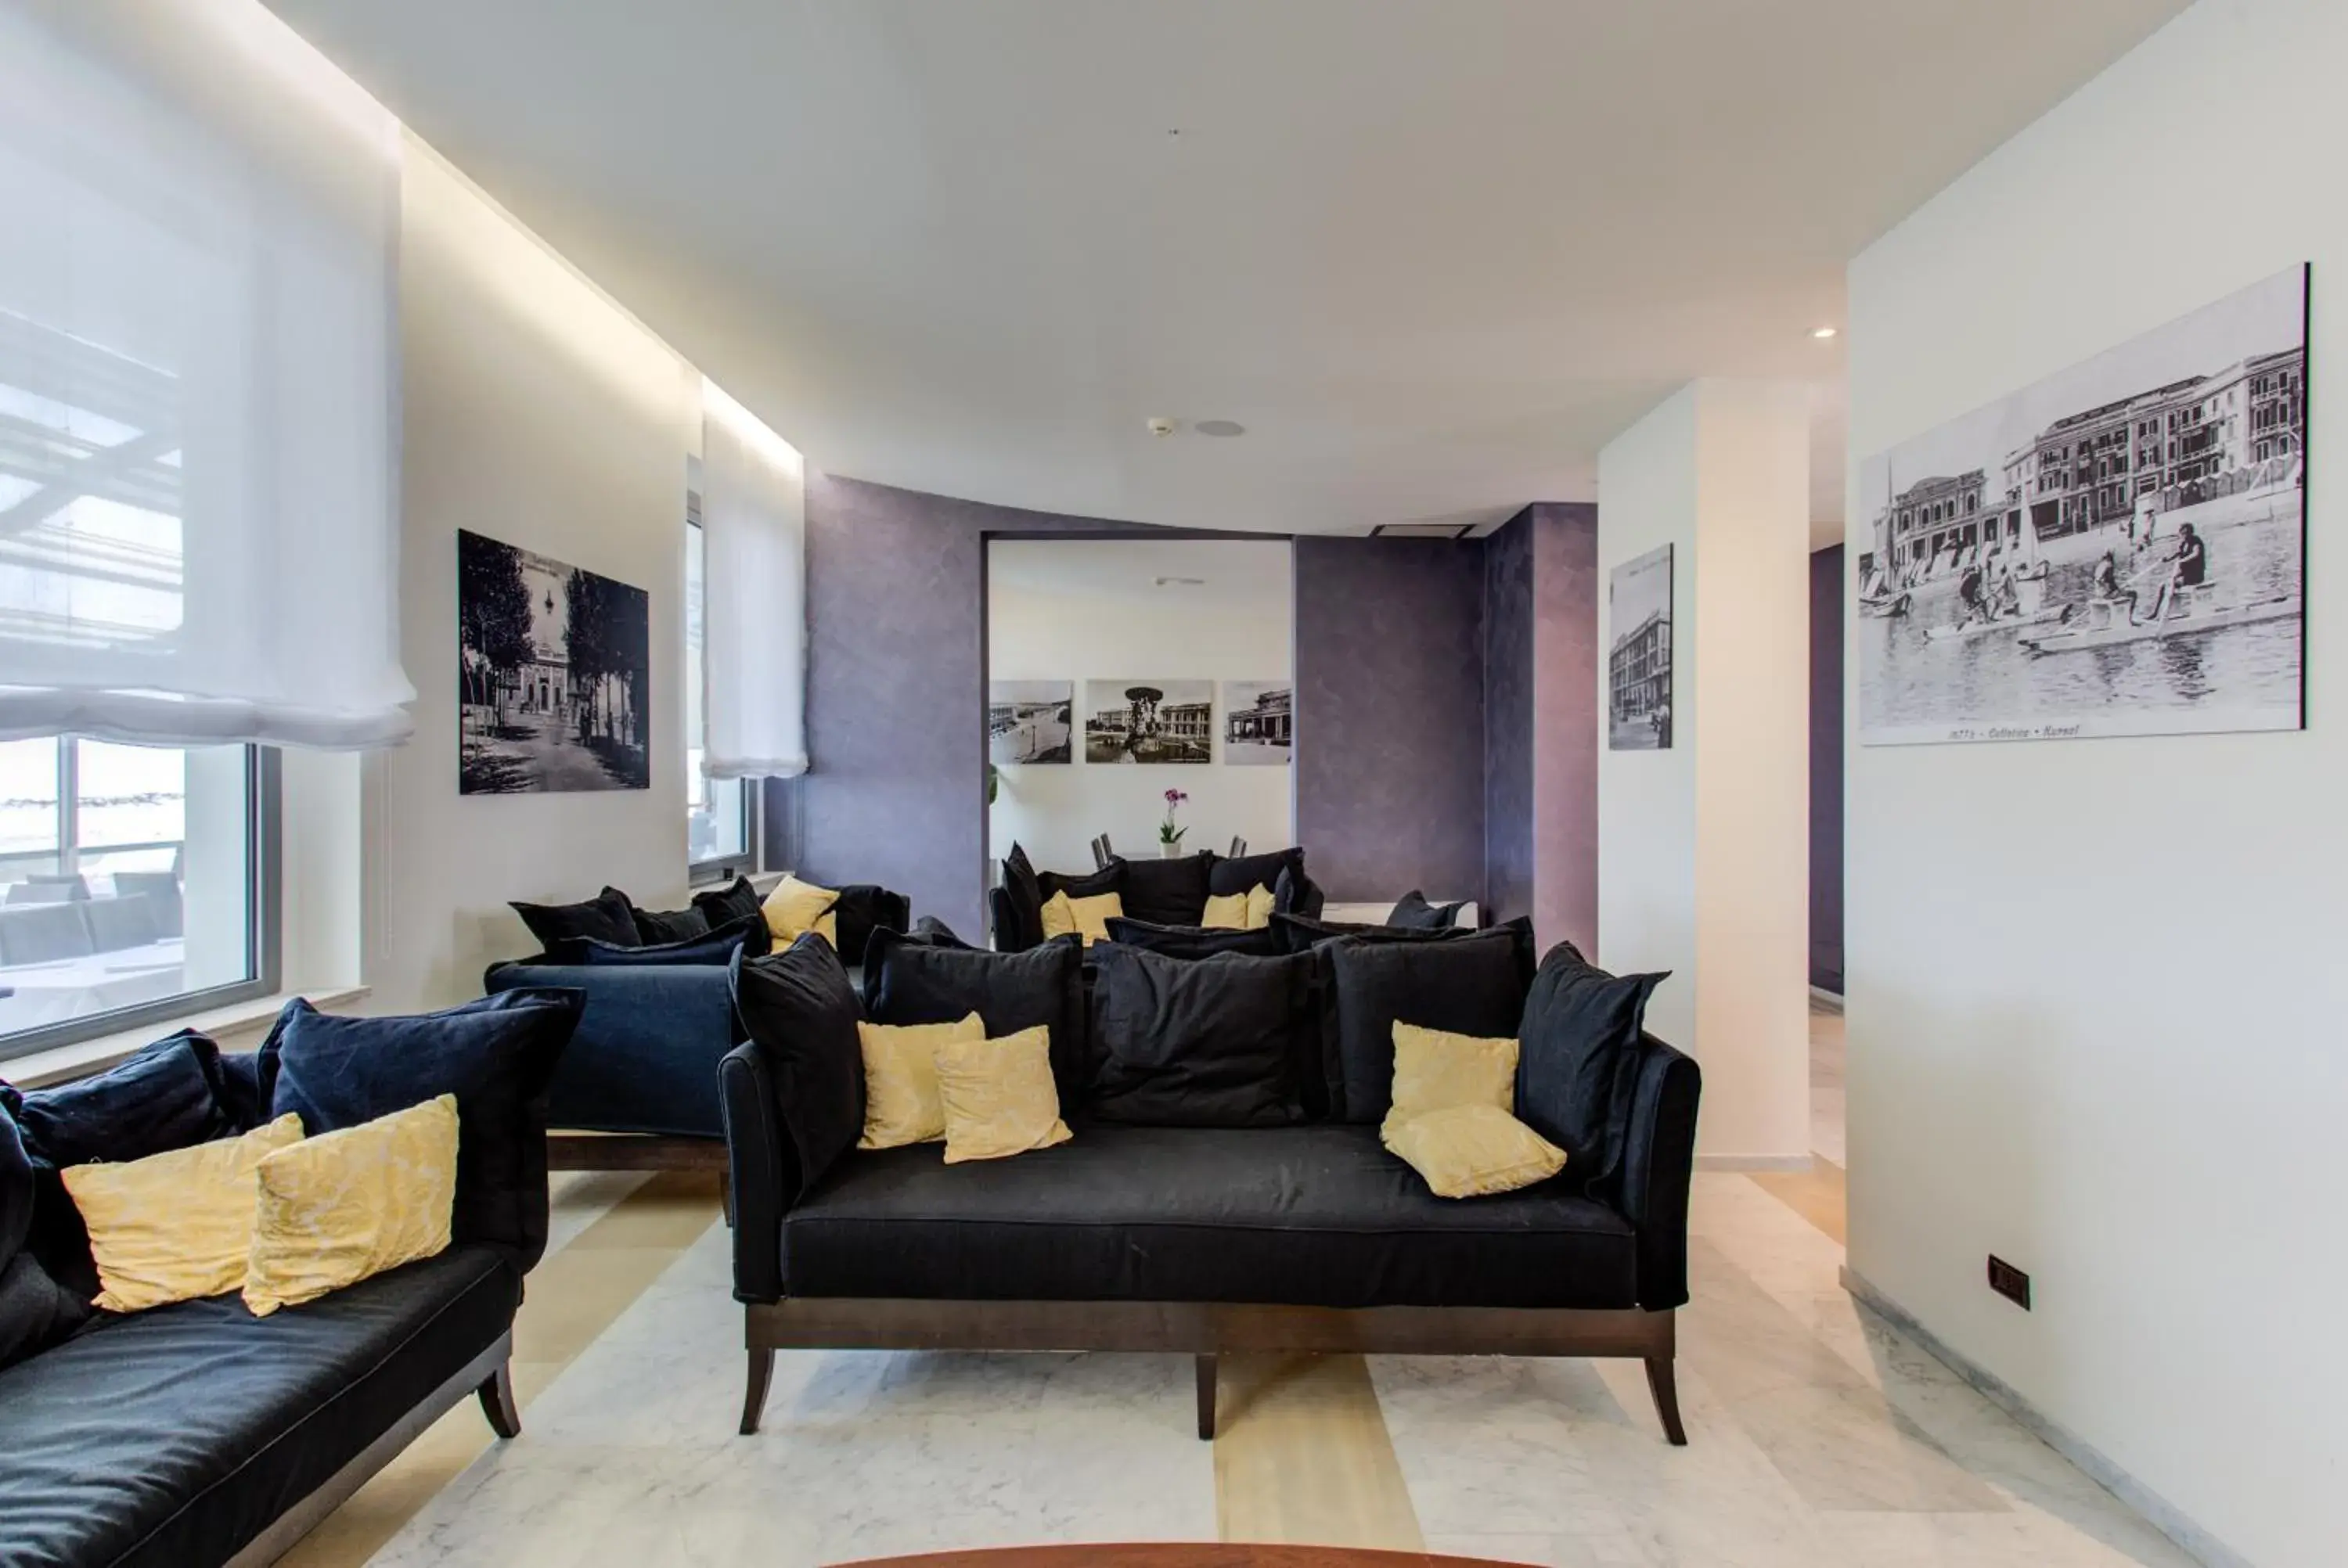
[0,0,412,750]
[700,380,808,779]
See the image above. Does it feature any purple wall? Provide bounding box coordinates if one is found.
[1810,545,1844,993]
[1294,538,1489,904]
[1482,513,1535,926]
[771,473,1164,938]
[1530,504,1600,956]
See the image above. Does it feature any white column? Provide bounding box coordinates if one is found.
[1597,380,1812,1164]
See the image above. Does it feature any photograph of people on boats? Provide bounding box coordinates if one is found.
[1858,264,2305,746]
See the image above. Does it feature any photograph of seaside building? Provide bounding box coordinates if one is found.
[1857,265,2306,746]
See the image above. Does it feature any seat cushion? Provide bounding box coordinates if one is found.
[0,1246,519,1568]
[1108,853,1215,926]
[783,1122,1637,1310]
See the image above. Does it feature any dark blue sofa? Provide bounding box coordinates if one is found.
[483,963,740,1141]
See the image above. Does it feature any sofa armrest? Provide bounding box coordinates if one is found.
[486,963,740,1138]
[1616,1034,1702,1311]
[719,1040,795,1304]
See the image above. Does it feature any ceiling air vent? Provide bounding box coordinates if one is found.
[1368,522,1476,540]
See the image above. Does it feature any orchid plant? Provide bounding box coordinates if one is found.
[1158,787,1189,847]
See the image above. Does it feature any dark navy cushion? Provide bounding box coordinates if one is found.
[1326,930,1532,1124]
[0,1104,87,1371]
[510,886,639,951]
[628,901,711,945]
[1207,847,1304,901]
[1102,916,1282,961]
[1386,890,1465,930]
[549,912,769,967]
[690,875,762,930]
[1085,944,1312,1127]
[263,991,581,1269]
[786,1123,1634,1310]
[1516,946,1669,1193]
[864,930,1088,1098]
[1107,853,1215,926]
[485,962,739,1138]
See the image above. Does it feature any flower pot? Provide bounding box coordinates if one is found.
[1160,842,1184,858]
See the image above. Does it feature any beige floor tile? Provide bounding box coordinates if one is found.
[1214,1352,1423,1549]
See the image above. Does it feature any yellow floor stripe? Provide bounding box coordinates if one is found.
[1749,1157,1848,1245]
[1212,1352,1424,1548]
[276,1171,722,1568]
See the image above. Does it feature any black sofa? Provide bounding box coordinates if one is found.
[722,926,1700,1444]
[0,998,575,1568]
[990,846,1323,951]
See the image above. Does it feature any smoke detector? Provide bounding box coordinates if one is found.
[1146,416,1178,437]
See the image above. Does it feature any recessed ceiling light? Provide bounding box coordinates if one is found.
[1154,576,1205,588]
[1194,419,1245,437]
[1812,325,1839,340]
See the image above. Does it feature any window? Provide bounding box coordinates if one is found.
[0,739,275,1062]
[686,504,754,879]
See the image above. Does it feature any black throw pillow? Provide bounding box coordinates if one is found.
[1036,860,1125,904]
[829,884,911,967]
[865,928,1088,1098]
[1324,930,1534,1124]
[909,915,975,949]
[692,876,764,930]
[1515,946,1669,1193]
[1208,847,1304,901]
[9,1030,236,1167]
[511,886,639,951]
[630,901,711,945]
[0,1106,86,1370]
[1109,853,1216,926]
[1273,865,1325,919]
[1086,945,1312,1127]
[1104,915,1283,961]
[730,937,866,1199]
[265,991,582,1269]
[549,912,770,967]
[999,843,1046,951]
[1387,890,1464,930]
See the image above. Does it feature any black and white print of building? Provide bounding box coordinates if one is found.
[1223,682,1291,764]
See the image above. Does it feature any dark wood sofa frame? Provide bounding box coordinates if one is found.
[740,1299,1682,1444]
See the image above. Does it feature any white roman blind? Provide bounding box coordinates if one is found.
[700,379,808,779]
[0,0,413,750]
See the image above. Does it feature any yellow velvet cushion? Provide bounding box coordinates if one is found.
[243,1095,459,1318]
[1201,884,1273,930]
[1039,889,1121,945]
[63,1113,305,1313]
[1382,1103,1567,1199]
[934,1025,1072,1163]
[1384,1020,1518,1142]
[858,1012,985,1149]
[762,873,841,948]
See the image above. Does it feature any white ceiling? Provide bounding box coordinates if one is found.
[265,0,2186,538]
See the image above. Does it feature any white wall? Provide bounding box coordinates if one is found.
[362,138,703,1009]
[1846,3,2347,1563]
[988,539,1292,878]
[1598,381,1811,1163]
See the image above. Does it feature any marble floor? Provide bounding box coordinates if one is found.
[294,1004,2196,1567]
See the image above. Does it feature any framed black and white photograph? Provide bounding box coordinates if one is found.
[458,529,650,794]
[989,680,1073,764]
[1084,680,1212,764]
[1222,681,1291,764]
[1859,266,2307,746]
[1608,544,1673,750]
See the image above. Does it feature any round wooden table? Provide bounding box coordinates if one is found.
[837,1548,1531,1568]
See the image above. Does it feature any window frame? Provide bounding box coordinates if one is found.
[0,744,282,1065]
[685,496,757,886]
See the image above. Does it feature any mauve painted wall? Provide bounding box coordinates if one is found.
[1531,503,1601,956]
[1294,537,1488,904]
[1810,544,1844,992]
[1482,512,1535,926]
[769,473,1161,937]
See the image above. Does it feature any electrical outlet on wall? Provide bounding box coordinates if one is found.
[1987,1255,2032,1311]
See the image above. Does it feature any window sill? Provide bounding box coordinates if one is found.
[1,986,370,1090]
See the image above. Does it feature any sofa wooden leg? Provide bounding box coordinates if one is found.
[1645,1356,1687,1446]
[740,1347,776,1436]
[1194,1354,1217,1440]
[477,1361,521,1440]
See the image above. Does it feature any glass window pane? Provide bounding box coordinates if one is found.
[0,742,254,1052]
[684,516,748,868]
